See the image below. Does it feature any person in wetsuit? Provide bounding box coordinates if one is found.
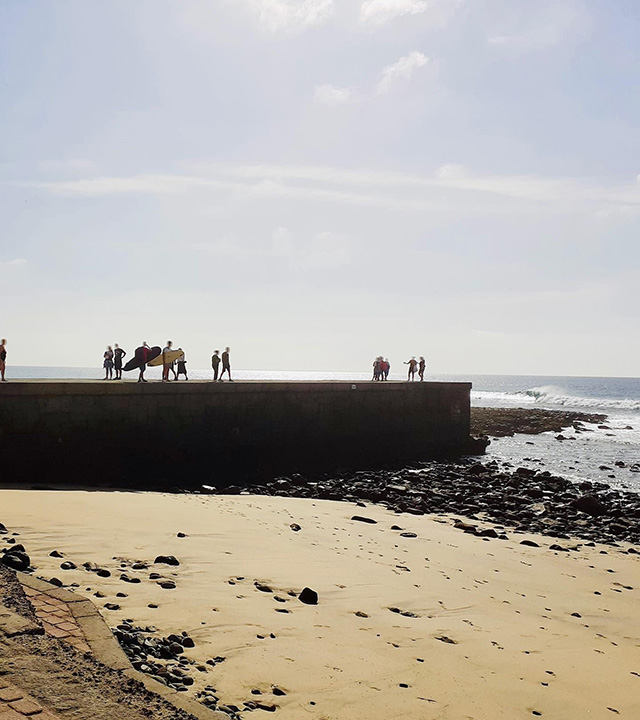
[418,356,426,381]
[220,347,233,382]
[113,344,126,380]
[211,350,221,382]
[0,339,7,381]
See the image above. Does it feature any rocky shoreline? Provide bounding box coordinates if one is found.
[470,406,607,437]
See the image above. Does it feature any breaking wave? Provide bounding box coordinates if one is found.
[472,385,640,412]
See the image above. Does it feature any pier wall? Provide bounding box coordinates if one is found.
[0,381,473,486]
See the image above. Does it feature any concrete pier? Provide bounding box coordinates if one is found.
[0,381,474,485]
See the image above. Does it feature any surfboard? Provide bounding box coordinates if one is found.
[123,346,162,372]
[146,349,185,367]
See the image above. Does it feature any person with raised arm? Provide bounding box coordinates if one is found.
[404,356,418,381]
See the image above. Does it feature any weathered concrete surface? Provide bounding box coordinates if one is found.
[0,381,472,484]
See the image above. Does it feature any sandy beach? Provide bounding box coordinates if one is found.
[2,489,638,719]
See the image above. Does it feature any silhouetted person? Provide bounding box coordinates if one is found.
[404,356,418,381]
[103,345,114,380]
[113,344,126,380]
[418,356,426,382]
[372,356,382,381]
[211,350,221,381]
[162,340,173,382]
[220,347,232,381]
[176,350,188,380]
[138,341,150,383]
[0,338,6,381]
[383,357,390,380]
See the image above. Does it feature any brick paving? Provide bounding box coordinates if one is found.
[20,586,90,654]
[0,679,59,719]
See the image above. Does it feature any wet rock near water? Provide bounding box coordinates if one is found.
[470,407,607,438]
[239,459,640,546]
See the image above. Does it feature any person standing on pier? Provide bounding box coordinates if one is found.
[138,341,150,383]
[103,346,114,380]
[113,344,126,380]
[418,356,426,382]
[211,350,221,382]
[383,358,390,381]
[162,340,173,383]
[0,338,6,381]
[220,347,233,382]
[176,350,188,380]
[372,356,382,381]
[404,356,418,381]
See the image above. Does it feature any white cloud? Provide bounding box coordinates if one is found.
[360,0,428,25]
[0,258,27,268]
[487,1,591,50]
[248,0,334,33]
[360,0,462,28]
[313,83,353,106]
[20,163,640,217]
[376,51,428,94]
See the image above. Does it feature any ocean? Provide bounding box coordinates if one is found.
[7,367,640,492]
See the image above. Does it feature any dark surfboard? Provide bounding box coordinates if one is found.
[123,345,162,372]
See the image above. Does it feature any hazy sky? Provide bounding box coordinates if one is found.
[1,0,639,376]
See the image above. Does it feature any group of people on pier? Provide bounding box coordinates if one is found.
[102,342,232,383]
[372,355,427,381]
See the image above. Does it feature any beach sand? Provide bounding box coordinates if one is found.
[2,490,638,719]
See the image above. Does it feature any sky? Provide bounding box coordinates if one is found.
[1,0,639,376]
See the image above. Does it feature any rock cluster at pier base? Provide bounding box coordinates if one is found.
[226,459,640,547]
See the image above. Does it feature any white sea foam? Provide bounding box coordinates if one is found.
[472,385,640,412]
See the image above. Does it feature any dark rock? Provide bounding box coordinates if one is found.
[49,550,64,558]
[177,532,187,538]
[573,495,606,516]
[1,551,30,571]
[159,580,176,590]
[520,540,540,548]
[299,587,318,605]
[97,569,111,578]
[155,555,180,566]
[290,523,301,532]
[351,516,377,524]
[399,532,417,538]
[49,577,63,587]
[104,603,121,610]
[60,561,77,570]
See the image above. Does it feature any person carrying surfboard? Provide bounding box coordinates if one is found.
[162,341,174,383]
[138,342,151,383]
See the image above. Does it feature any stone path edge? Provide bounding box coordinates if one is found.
[16,572,220,720]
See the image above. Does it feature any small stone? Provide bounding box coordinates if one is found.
[299,587,318,605]
[154,555,180,566]
[351,516,377,524]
